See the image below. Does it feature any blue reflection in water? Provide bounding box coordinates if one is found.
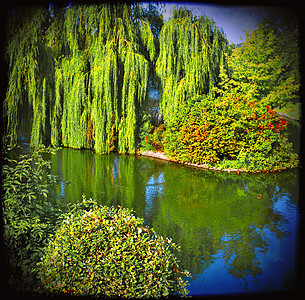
[112,155,119,182]
[33,148,299,296]
[145,173,164,219]
[60,181,65,197]
[145,173,164,216]
[188,193,299,296]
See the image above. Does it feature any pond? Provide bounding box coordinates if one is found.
[12,121,301,296]
[39,149,299,295]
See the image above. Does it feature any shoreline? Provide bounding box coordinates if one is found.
[140,151,249,174]
[277,111,300,121]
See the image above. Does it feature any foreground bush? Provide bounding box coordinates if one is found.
[2,150,65,291]
[36,198,189,297]
[2,150,98,292]
[165,95,298,172]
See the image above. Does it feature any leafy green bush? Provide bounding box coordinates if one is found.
[164,95,298,172]
[36,197,189,297]
[141,123,166,152]
[1,150,65,290]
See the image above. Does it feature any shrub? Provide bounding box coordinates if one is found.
[1,150,94,292]
[36,197,189,297]
[141,123,166,152]
[1,150,65,291]
[164,95,298,172]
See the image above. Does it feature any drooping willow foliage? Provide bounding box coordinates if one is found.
[4,4,229,152]
[156,7,229,125]
[4,7,54,147]
[4,3,156,153]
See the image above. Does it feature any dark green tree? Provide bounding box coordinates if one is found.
[216,17,300,108]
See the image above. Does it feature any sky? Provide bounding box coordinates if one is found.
[157,1,297,44]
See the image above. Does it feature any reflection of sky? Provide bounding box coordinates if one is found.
[112,155,119,182]
[145,173,164,215]
[188,193,300,296]
[60,180,65,197]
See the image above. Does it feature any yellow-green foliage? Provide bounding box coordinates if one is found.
[156,6,228,125]
[4,7,53,147]
[36,198,189,297]
[215,19,300,108]
[4,4,155,154]
[4,5,229,153]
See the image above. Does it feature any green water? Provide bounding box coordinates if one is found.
[10,118,301,295]
[38,148,300,295]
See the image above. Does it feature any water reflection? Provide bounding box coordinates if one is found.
[41,148,299,295]
[145,173,164,219]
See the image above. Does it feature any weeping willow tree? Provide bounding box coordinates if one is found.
[4,6,54,147]
[87,4,154,153]
[4,4,228,152]
[156,7,229,125]
[50,3,156,154]
[4,3,156,154]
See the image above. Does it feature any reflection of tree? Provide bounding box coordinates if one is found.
[49,148,97,204]
[48,149,163,217]
[151,163,295,285]
[220,225,269,287]
[47,148,297,288]
[152,213,217,276]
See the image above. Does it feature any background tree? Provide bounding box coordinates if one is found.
[216,17,300,108]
